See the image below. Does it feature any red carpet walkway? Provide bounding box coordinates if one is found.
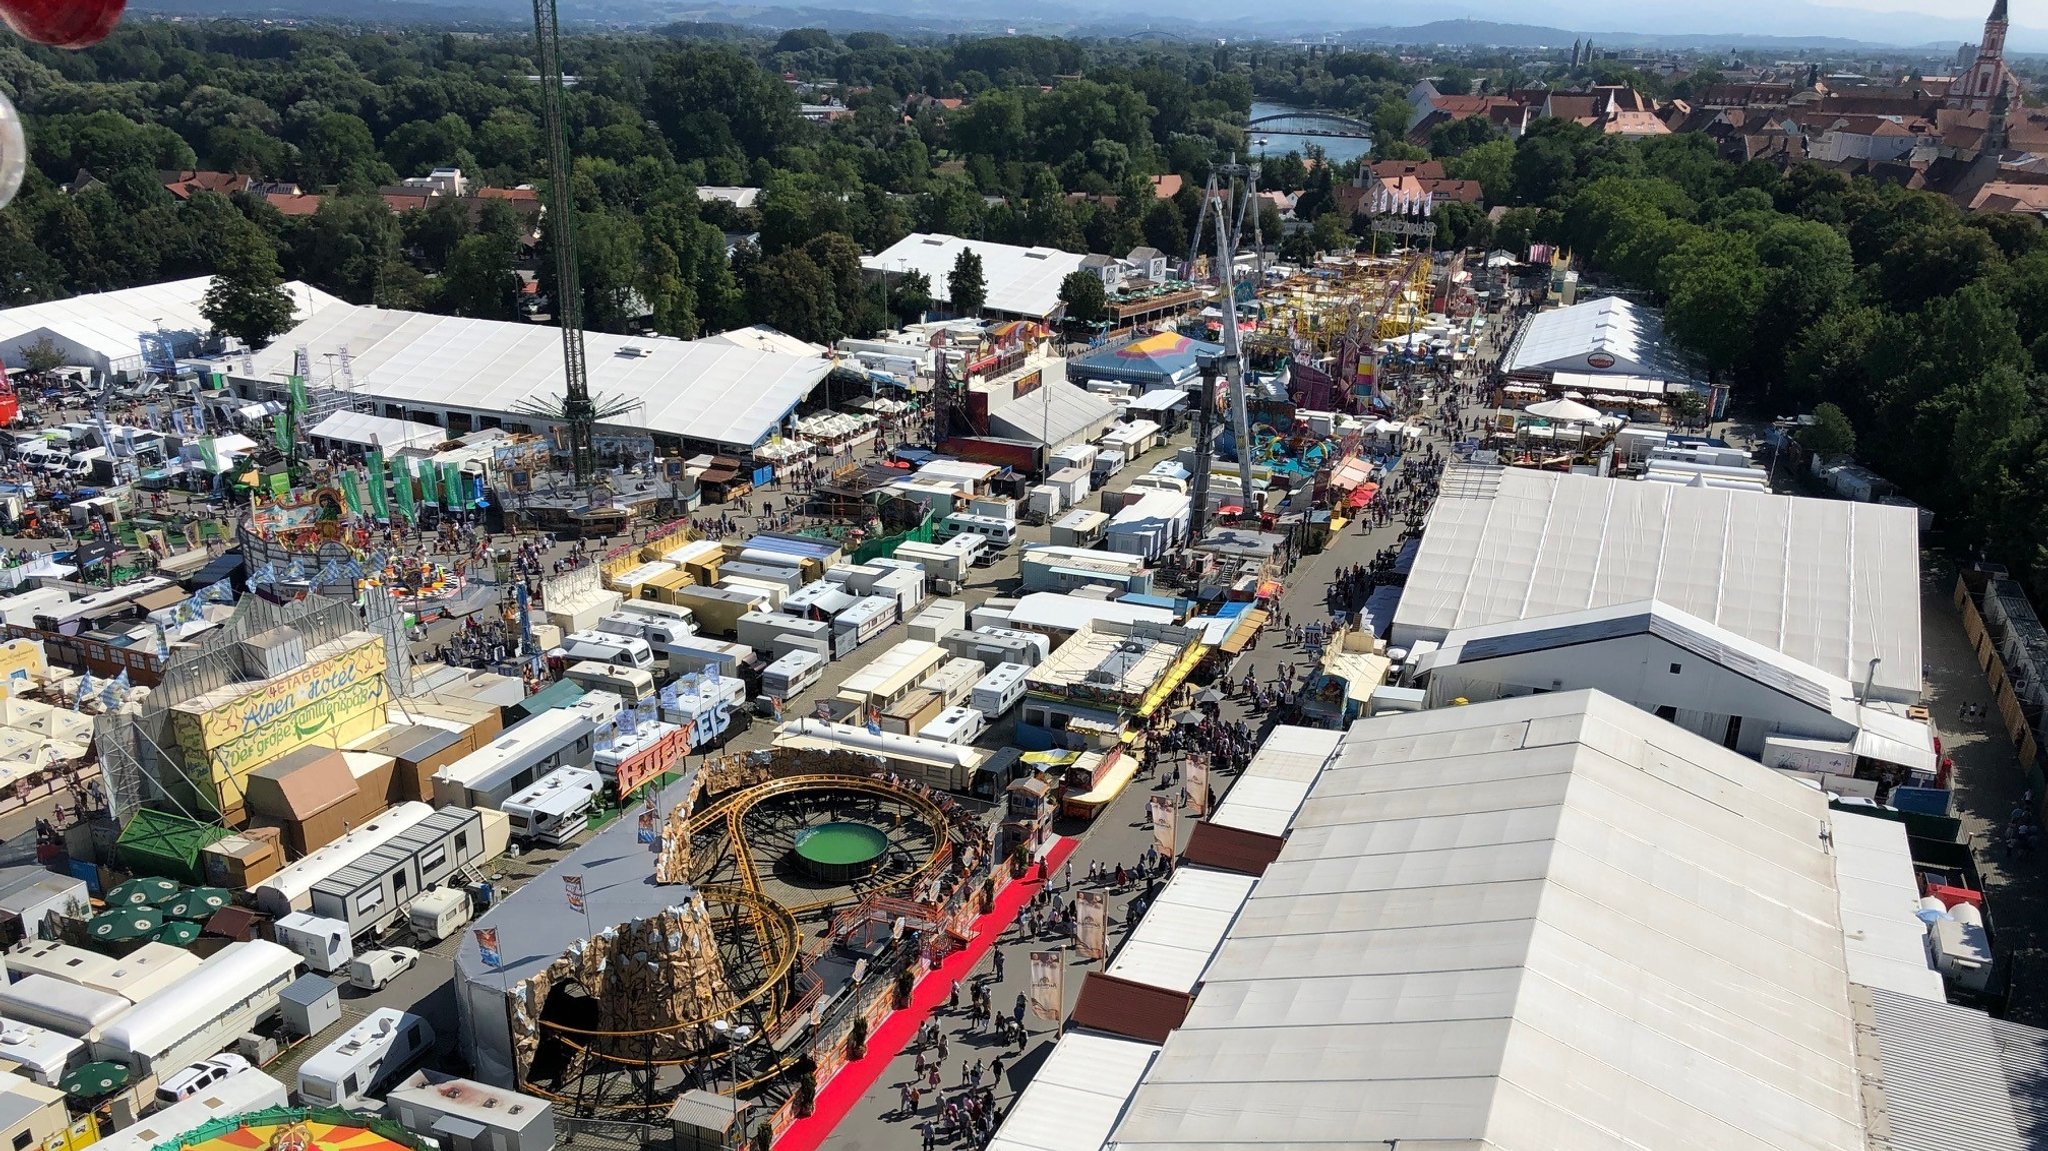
[776,835,1080,1151]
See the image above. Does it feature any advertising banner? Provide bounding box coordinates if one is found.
[1186,753,1210,818]
[1028,951,1063,1023]
[1075,890,1107,961]
[1149,796,1177,860]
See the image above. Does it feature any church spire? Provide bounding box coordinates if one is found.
[1949,0,2014,112]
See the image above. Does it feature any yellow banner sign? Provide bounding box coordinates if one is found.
[185,639,387,748]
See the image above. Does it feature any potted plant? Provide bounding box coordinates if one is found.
[795,1071,816,1118]
[893,968,915,1010]
[751,1125,771,1151]
[978,875,995,915]
[1009,842,1029,878]
[848,1015,868,1061]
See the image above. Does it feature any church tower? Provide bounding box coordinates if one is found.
[1950,0,2015,112]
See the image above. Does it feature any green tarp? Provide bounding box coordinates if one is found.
[115,810,229,885]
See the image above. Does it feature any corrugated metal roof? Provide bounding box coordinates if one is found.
[1391,464,1923,701]
[989,380,1118,449]
[1863,985,2045,1151]
[986,1031,1157,1151]
[1103,867,1257,995]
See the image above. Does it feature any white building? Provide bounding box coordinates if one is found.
[1393,464,1923,702]
[236,304,834,453]
[1096,690,1937,1151]
[0,278,342,377]
[1414,600,1936,780]
[863,233,1089,322]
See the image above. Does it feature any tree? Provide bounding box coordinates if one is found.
[948,249,986,315]
[1059,270,1108,323]
[889,269,933,325]
[437,233,521,321]
[201,227,297,349]
[1666,388,1707,429]
[17,337,65,376]
[744,248,840,344]
[1796,402,1857,458]
[1445,137,1514,206]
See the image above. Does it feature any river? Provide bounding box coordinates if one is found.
[1248,99,1375,165]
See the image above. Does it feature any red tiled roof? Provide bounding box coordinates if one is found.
[162,170,250,200]
[265,192,324,217]
[1370,159,1446,180]
[1153,174,1183,199]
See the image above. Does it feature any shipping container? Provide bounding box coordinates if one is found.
[672,585,770,637]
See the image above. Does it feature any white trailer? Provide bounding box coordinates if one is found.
[295,1008,436,1110]
[500,767,604,846]
[251,802,436,917]
[273,912,354,974]
[432,710,596,810]
[91,942,303,1077]
[970,663,1030,719]
[759,650,826,708]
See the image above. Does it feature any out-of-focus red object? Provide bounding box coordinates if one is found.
[0,0,124,48]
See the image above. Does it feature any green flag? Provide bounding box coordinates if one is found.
[365,451,388,518]
[269,472,290,499]
[418,461,439,506]
[271,413,290,453]
[288,374,308,415]
[392,456,416,520]
[340,469,362,516]
[442,462,467,509]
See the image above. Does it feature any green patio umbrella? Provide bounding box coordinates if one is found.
[105,877,180,908]
[150,920,200,947]
[59,1061,129,1099]
[165,887,231,920]
[86,906,163,943]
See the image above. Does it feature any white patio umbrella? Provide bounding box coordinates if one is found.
[1525,397,1602,422]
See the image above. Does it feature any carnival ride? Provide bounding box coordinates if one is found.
[519,769,966,1117]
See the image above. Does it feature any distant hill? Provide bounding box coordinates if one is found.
[1335,19,1893,51]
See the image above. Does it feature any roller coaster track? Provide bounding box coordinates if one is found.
[685,773,955,913]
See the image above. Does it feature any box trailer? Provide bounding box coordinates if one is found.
[717,576,787,612]
[918,706,987,745]
[908,600,968,643]
[0,1018,85,1086]
[890,542,971,589]
[274,912,353,975]
[879,689,946,737]
[735,612,832,660]
[867,566,926,618]
[307,807,486,939]
[720,561,803,594]
[673,585,770,637]
[500,767,604,846]
[91,943,303,1077]
[604,561,677,600]
[1048,467,1091,508]
[666,636,755,680]
[252,802,436,917]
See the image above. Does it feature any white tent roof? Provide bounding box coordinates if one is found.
[987,1032,1158,1151]
[246,306,833,450]
[1208,725,1340,837]
[306,410,445,452]
[1391,464,1922,701]
[989,381,1118,449]
[703,324,828,358]
[1104,867,1258,995]
[865,233,1088,319]
[0,277,340,368]
[1523,396,1601,422]
[1504,295,1691,378]
[1107,690,1871,1151]
[1007,592,1175,635]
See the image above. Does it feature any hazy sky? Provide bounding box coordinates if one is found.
[1397,0,2037,41]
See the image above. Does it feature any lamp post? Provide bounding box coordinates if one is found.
[710,1018,755,1094]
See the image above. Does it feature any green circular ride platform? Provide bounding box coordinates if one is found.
[791,821,890,882]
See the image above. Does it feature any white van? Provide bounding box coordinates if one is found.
[558,631,655,670]
[918,706,987,745]
[406,888,473,943]
[970,663,1029,720]
[273,912,353,974]
[295,1008,434,1110]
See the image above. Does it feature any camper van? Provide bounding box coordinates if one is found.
[500,767,604,846]
[407,889,473,943]
[273,912,353,974]
[758,651,825,712]
[296,1009,435,1110]
[563,661,657,707]
[558,631,655,671]
[970,663,1030,720]
[91,942,303,1077]
[307,808,487,939]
